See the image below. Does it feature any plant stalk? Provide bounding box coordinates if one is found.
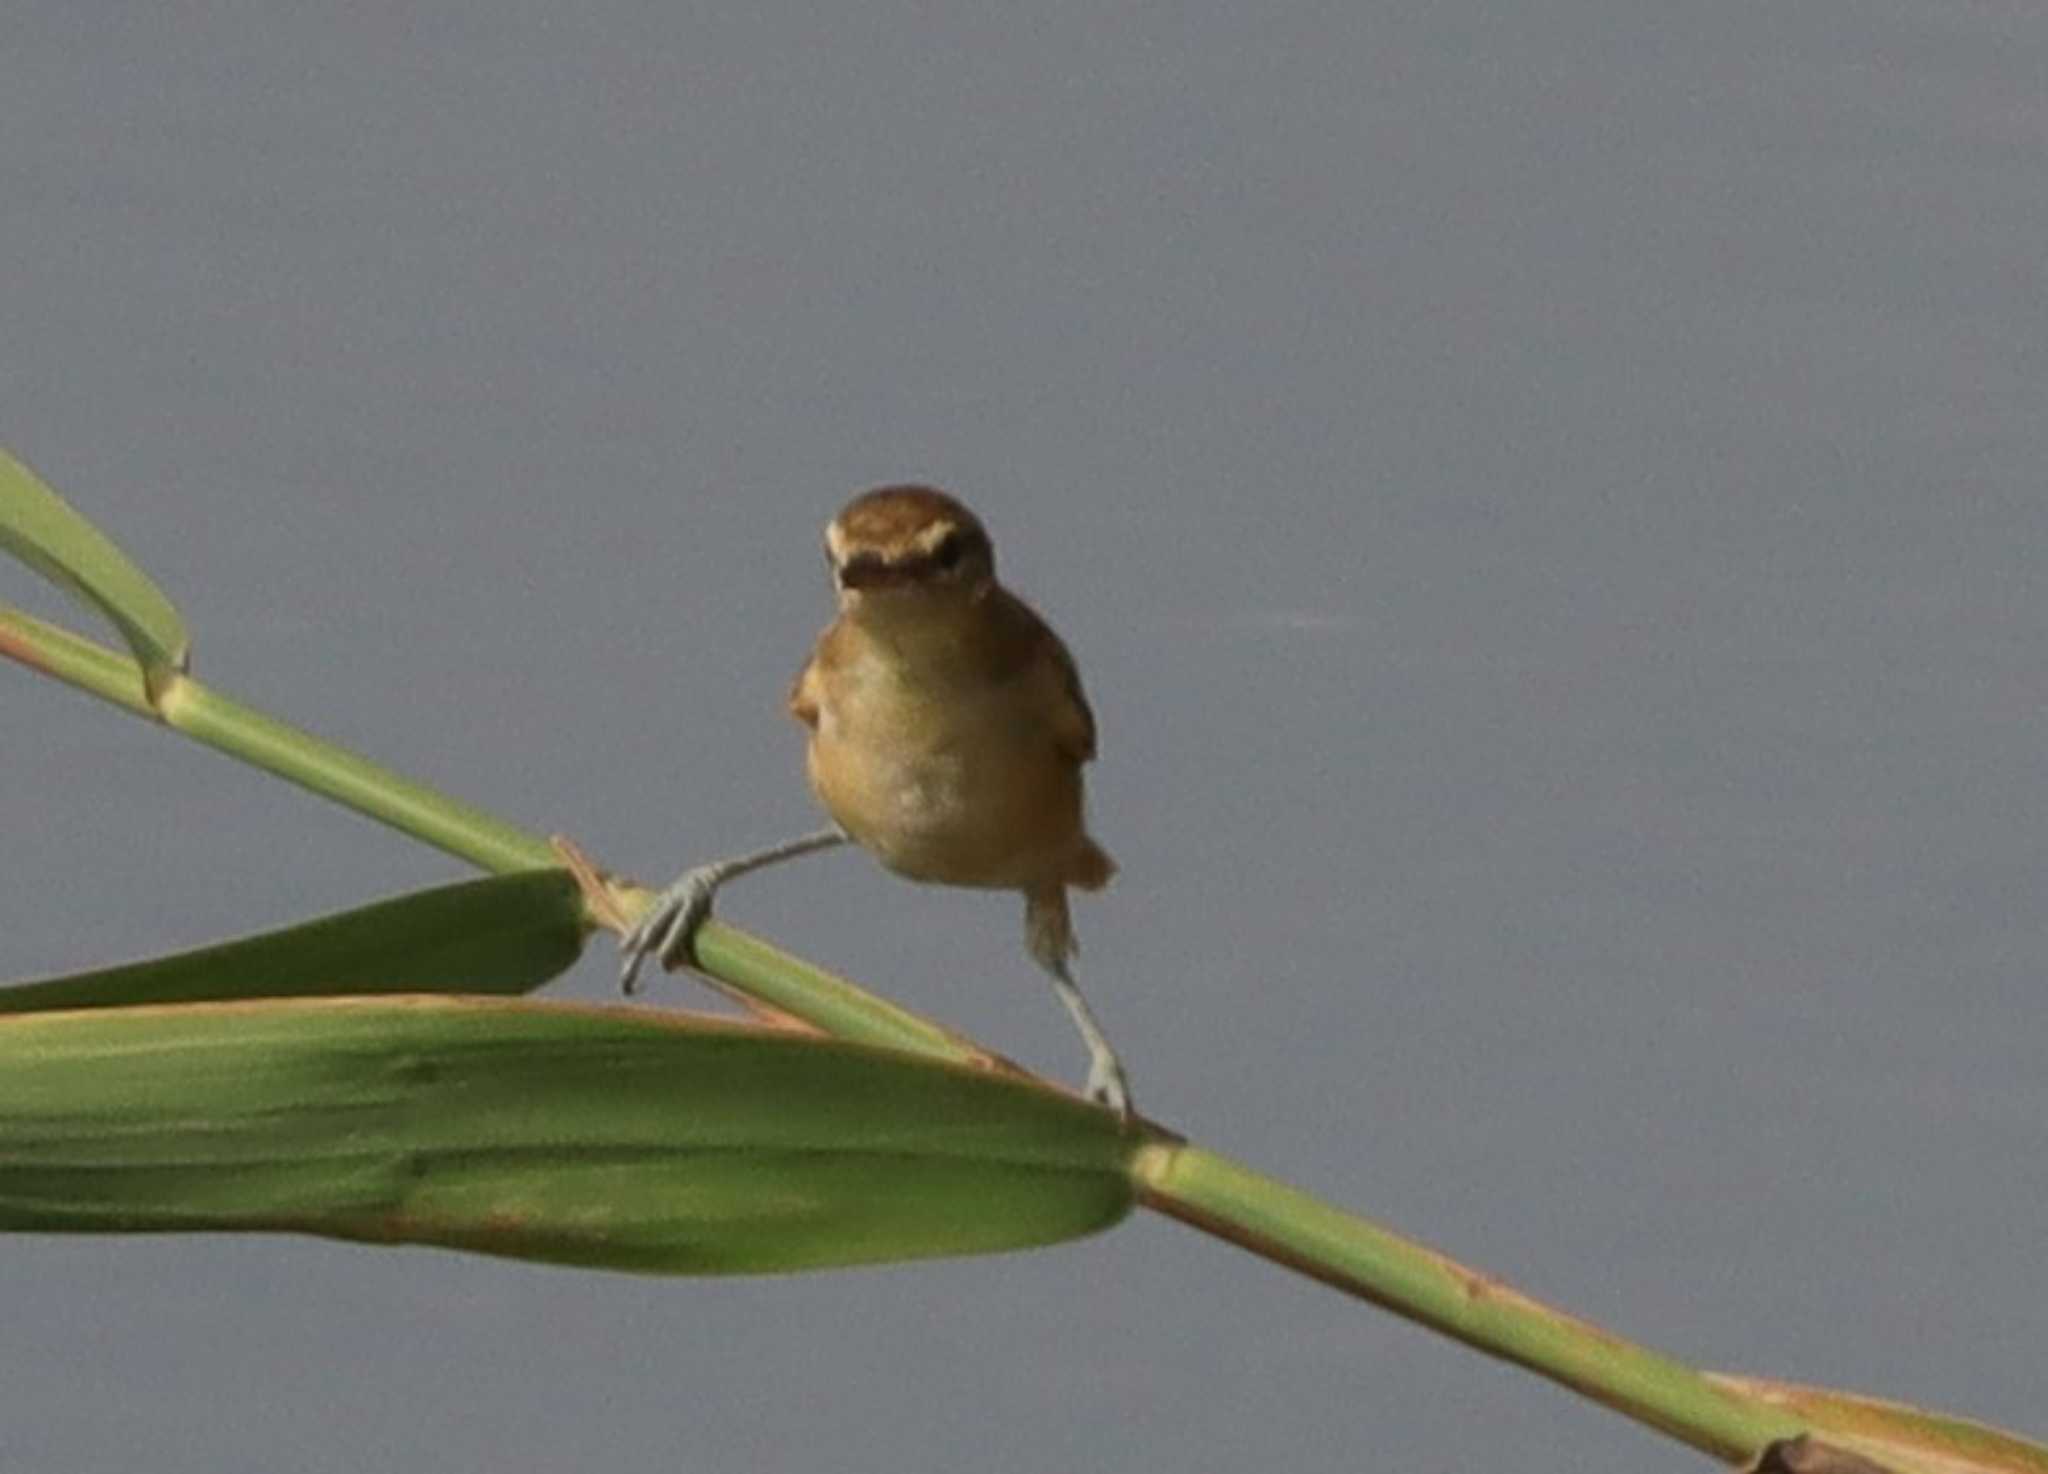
[2,596,1826,1466]
[1135,1143,1806,1463]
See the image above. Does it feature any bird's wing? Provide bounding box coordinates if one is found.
[787,638,827,729]
[1007,596,1097,766]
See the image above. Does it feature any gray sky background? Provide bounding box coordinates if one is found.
[5,5,2046,1470]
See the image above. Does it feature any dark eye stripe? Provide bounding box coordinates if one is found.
[837,528,989,588]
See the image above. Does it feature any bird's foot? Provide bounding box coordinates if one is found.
[617,828,850,995]
[618,866,722,994]
[1086,1050,1133,1122]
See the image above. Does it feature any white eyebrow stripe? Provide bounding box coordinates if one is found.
[906,519,959,554]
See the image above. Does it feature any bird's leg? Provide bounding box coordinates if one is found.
[1040,953,1133,1119]
[1024,883,1132,1118]
[619,826,848,993]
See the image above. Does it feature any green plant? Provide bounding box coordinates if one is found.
[3,447,2038,1473]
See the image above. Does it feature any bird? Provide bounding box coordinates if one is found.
[620,484,1131,1116]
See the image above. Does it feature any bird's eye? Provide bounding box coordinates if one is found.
[932,532,964,570]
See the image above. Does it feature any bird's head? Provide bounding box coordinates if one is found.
[824,485,996,613]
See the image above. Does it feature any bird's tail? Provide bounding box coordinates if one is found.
[1065,838,1116,892]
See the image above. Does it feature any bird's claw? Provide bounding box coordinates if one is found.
[1086,1054,1133,1121]
[618,868,721,995]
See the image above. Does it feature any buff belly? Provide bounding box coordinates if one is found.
[805,692,1090,891]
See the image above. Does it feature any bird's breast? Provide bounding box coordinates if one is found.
[804,651,1086,890]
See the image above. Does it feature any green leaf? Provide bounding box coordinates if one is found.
[0,872,587,1013]
[0,447,189,696]
[0,997,1138,1273]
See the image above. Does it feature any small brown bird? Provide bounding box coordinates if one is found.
[620,485,1132,1114]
